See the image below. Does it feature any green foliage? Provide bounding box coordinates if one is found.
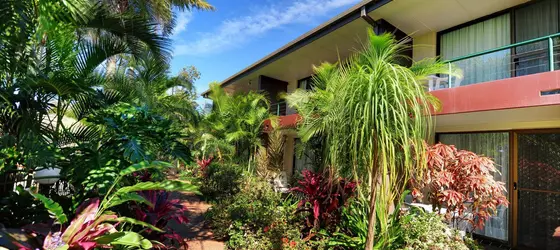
[463,235,484,250]
[29,192,69,224]
[200,162,244,200]
[0,186,50,227]
[396,211,468,250]
[0,147,21,173]
[95,231,153,249]
[202,83,271,167]
[86,103,191,163]
[207,177,311,249]
[60,104,191,202]
[285,29,463,247]
[326,197,370,249]
[23,161,197,249]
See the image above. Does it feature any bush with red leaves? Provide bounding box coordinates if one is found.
[291,169,357,231]
[133,190,189,249]
[195,157,213,178]
[411,143,509,231]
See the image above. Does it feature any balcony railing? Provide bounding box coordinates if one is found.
[270,101,287,116]
[429,33,560,91]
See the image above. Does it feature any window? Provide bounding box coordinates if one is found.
[440,14,511,85]
[438,0,560,87]
[297,77,313,90]
[293,138,316,175]
[438,132,510,241]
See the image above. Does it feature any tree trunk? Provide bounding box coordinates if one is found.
[365,169,380,250]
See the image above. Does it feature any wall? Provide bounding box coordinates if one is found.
[435,105,560,133]
[412,32,437,62]
[282,133,296,178]
[286,80,298,115]
[431,71,560,115]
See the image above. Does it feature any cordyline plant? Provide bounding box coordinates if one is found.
[6,161,197,250]
[411,143,509,230]
[196,157,214,177]
[291,169,357,233]
[133,190,189,249]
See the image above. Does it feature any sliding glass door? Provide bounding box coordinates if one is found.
[516,132,560,249]
[439,132,510,241]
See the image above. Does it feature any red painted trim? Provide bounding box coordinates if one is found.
[431,71,560,115]
[263,114,301,131]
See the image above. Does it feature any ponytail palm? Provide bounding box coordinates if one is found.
[286,30,461,249]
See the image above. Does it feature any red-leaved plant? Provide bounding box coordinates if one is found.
[411,143,509,231]
[133,190,189,249]
[43,198,116,250]
[196,157,213,177]
[291,169,357,230]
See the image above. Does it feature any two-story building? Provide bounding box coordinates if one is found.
[201,0,560,248]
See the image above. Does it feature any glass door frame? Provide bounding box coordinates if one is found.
[436,128,560,247]
[436,130,514,245]
[511,128,560,248]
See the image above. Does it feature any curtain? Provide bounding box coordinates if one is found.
[439,133,510,241]
[293,139,315,175]
[515,0,560,75]
[440,14,511,86]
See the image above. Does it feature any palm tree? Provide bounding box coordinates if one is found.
[0,0,171,170]
[203,83,272,171]
[104,0,214,35]
[101,0,214,74]
[286,30,461,249]
[93,52,201,125]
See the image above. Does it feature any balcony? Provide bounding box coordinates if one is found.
[430,33,560,116]
[270,101,287,116]
[430,33,560,91]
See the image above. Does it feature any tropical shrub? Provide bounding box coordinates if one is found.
[196,157,214,177]
[2,161,197,250]
[203,83,271,168]
[199,162,244,200]
[0,186,50,228]
[207,177,285,238]
[411,143,509,230]
[131,190,189,249]
[206,177,311,249]
[326,192,410,249]
[291,169,357,231]
[285,30,461,249]
[397,211,468,250]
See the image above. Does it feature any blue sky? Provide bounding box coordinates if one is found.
[168,0,362,106]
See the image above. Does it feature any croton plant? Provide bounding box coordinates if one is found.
[411,143,509,230]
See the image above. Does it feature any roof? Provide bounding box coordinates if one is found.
[200,0,390,97]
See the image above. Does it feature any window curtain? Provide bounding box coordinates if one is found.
[515,0,560,75]
[439,133,510,241]
[440,14,511,86]
[293,139,315,175]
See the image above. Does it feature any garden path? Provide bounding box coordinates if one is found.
[169,192,225,250]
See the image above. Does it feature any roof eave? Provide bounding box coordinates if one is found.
[200,0,391,97]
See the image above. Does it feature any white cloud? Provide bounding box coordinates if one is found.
[173,0,361,56]
[172,11,193,37]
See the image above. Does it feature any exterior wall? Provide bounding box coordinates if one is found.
[431,71,560,115]
[286,80,298,115]
[282,133,296,178]
[435,105,560,133]
[412,32,437,62]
